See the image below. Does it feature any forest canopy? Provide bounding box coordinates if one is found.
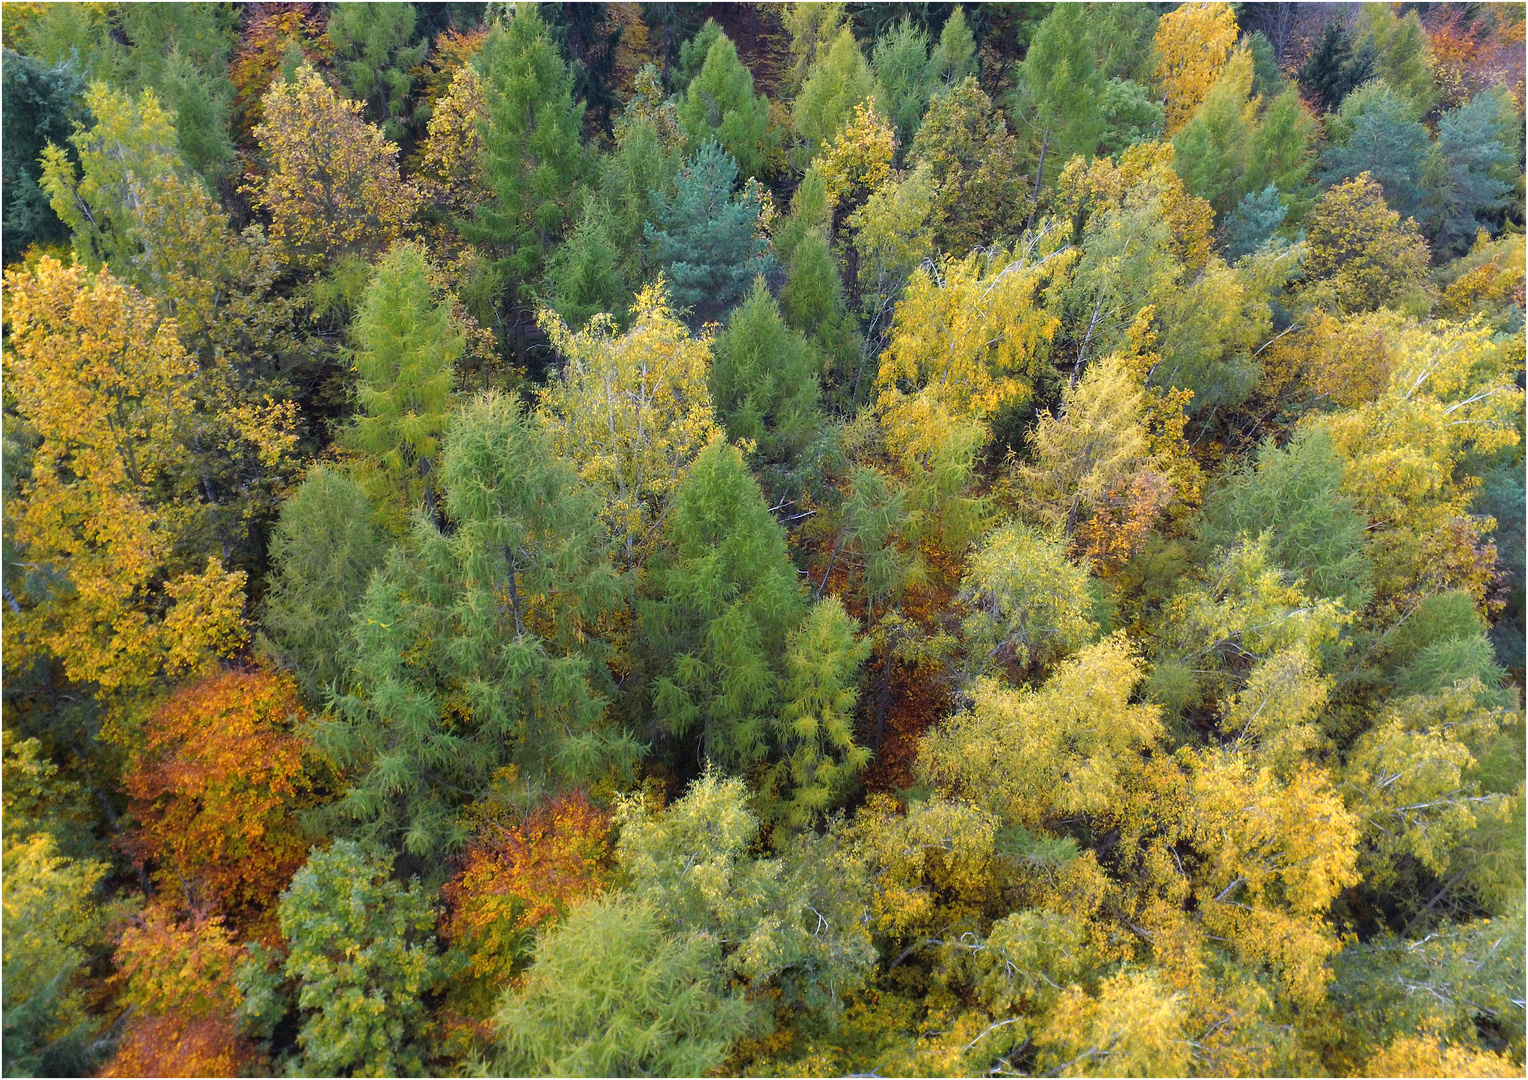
[1,2,1525,1077]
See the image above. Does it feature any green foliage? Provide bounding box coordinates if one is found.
[1,50,82,262]
[1319,81,1431,224]
[645,140,773,326]
[678,29,773,181]
[639,441,806,770]
[1227,184,1288,260]
[1433,89,1519,256]
[769,598,873,828]
[792,26,878,164]
[258,467,389,706]
[1199,425,1373,610]
[871,17,934,149]
[1019,4,1107,169]
[277,841,445,1078]
[710,278,822,463]
[323,393,632,860]
[327,2,426,143]
[492,893,752,1077]
[344,241,462,525]
[1298,19,1376,114]
[909,77,1029,253]
[540,200,630,330]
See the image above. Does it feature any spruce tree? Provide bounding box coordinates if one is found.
[638,440,807,772]
[1299,20,1375,114]
[322,394,634,863]
[327,2,426,143]
[344,241,462,527]
[1318,82,1431,223]
[1,52,83,262]
[677,29,773,181]
[1433,90,1518,256]
[645,140,773,325]
[710,278,823,463]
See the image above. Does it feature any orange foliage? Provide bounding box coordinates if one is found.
[101,904,264,1079]
[413,25,488,113]
[124,669,314,926]
[1075,470,1172,575]
[1423,7,1526,109]
[230,3,335,136]
[442,791,615,985]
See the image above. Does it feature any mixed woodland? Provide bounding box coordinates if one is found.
[1,1,1526,1076]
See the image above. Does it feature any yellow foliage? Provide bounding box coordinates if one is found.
[814,101,895,210]
[1054,142,1215,273]
[1036,969,1190,1077]
[538,279,722,569]
[2,259,248,696]
[416,64,488,215]
[1153,2,1240,134]
[1364,1034,1520,1078]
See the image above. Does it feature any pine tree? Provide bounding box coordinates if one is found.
[1318,82,1431,224]
[1226,184,1288,259]
[710,278,822,463]
[343,241,462,527]
[327,2,426,143]
[644,140,773,325]
[638,440,807,771]
[1433,90,1518,256]
[677,29,773,181]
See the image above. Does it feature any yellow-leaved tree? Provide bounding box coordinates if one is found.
[538,280,722,571]
[1153,1,1240,135]
[2,259,247,707]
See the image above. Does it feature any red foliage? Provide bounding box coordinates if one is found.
[230,3,335,137]
[123,668,314,927]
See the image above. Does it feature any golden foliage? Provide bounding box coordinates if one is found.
[1153,2,1240,134]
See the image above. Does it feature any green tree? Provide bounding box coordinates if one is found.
[1433,89,1519,256]
[1226,184,1288,259]
[343,241,462,527]
[1018,4,1107,171]
[645,140,773,326]
[1,51,82,262]
[1319,81,1431,223]
[677,29,773,181]
[638,440,806,771]
[257,468,388,707]
[769,598,873,828]
[1199,425,1372,610]
[540,200,630,330]
[909,77,1029,253]
[1298,19,1375,113]
[276,841,444,1078]
[492,893,753,1078]
[792,26,878,165]
[327,2,426,143]
[323,393,632,861]
[871,17,933,150]
[932,6,977,89]
[710,278,822,463]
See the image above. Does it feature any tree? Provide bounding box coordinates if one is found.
[1227,184,1289,259]
[909,78,1029,253]
[324,393,632,861]
[414,63,487,217]
[124,669,313,925]
[871,17,933,149]
[1036,971,1190,1078]
[276,841,445,1078]
[246,63,420,270]
[1433,89,1519,256]
[1153,1,1240,135]
[258,468,389,706]
[539,201,630,330]
[327,2,426,143]
[1301,173,1432,313]
[468,6,587,291]
[645,140,773,326]
[678,29,773,181]
[1,259,247,702]
[1,50,82,262]
[792,26,878,165]
[780,2,849,100]
[1318,81,1432,224]
[102,905,261,1079]
[1299,18,1375,114]
[1021,4,1108,167]
[539,281,722,572]
[638,440,806,770]
[491,893,753,1078]
[1358,6,1436,116]
[932,7,977,89]
[769,598,873,828]
[343,241,463,527]
[710,277,823,463]
[958,523,1097,683]
[1172,47,1259,217]
[920,633,1161,829]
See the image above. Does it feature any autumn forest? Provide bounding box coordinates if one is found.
[1,1,1525,1077]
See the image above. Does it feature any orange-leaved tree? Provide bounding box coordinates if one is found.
[123,669,315,925]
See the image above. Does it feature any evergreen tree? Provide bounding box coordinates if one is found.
[677,29,773,181]
[871,17,933,150]
[1226,184,1288,260]
[1019,4,1107,171]
[327,2,426,143]
[1319,81,1432,224]
[1199,425,1372,610]
[645,140,773,326]
[1433,90,1518,256]
[258,468,388,707]
[273,842,444,1077]
[931,6,977,89]
[638,441,807,772]
[322,394,632,862]
[791,26,878,165]
[540,200,630,330]
[1,51,82,262]
[1299,19,1376,113]
[710,278,823,463]
[343,242,462,527]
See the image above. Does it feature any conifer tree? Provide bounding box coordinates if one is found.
[540,201,630,330]
[1,51,82,262]
[1299,19,1375,114]
[1318,82,1432,224]
[1020,4,1108,169]
[792,26,878,165]
[323,394,632,861]
[710,278,822,463]
[344,241,462,527]
[645,140,773,325]
[638,440,806,771]
[1433,90,1519,256]
[932,7,976,89]
[327,2,426,143]
[677,30,773,181]
[871,17,934,150]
